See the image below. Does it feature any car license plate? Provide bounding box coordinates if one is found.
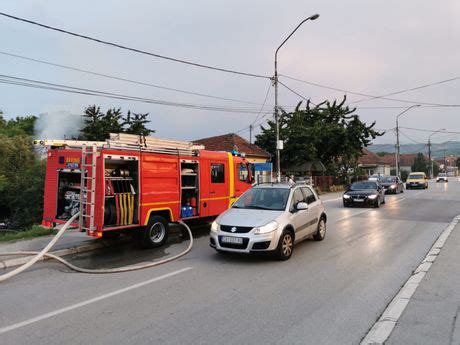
[221,236,243,244]
[354,199,365,202]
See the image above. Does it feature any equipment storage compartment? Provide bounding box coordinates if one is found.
[103,155,139,228]
[180,160,199,218]
[56,170,82,220]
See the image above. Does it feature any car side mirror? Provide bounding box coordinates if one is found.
[296,202,308,211]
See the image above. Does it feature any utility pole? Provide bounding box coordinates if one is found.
[428,138,432,177]
[274,13,319,182]
[428,128,445,178]
[249,124,253,144]
[395,105,420,178]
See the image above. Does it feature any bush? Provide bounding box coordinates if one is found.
[0,134,45,229]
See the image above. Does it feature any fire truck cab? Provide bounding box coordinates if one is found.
[39,134,254,248]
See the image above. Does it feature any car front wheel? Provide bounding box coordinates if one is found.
[275,230,294,261]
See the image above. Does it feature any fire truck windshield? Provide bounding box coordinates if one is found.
[233,187,290,211]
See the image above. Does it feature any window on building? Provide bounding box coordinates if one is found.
[211,164,225,183]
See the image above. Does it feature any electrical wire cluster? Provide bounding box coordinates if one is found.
[1,11,459,142]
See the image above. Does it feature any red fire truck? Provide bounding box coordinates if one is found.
[38,134,253,248]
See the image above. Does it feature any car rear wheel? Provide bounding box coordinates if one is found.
[275,230,294,260]
[313,218,326,241]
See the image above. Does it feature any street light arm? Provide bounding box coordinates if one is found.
[275,14,320,64]
[429,128,446,140]
[396,104,420,122]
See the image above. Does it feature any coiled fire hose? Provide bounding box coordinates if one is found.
[0,212,193,283]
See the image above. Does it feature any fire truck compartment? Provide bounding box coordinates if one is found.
[180,160,199,218]
[56,170,82,221]
[103,156,139,228]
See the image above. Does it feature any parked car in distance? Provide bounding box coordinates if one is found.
[210,183,327,260]
[406,172,429,189]
[343,181,385,208]
[380,176,404,194]
[368,174,383,182]
[436,172,448,183]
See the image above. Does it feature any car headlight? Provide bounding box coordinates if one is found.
[253,220,278,235]
[367,194,378,199]
[210,220,220,233]
[343,194,351,199]
[390,184,396,189]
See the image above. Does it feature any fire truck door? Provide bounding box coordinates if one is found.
[207,160,229,216]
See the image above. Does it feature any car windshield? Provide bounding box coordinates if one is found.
[233,187,290,211]
[382,177,396,183]
[438,173,447,177]
[409,174,425,179]
[349,181,378,190]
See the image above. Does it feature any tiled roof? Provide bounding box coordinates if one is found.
[359,149,386,165]
[193,133,270,158]
[380,153,428,166]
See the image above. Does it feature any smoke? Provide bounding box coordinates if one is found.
[34,111,83,139]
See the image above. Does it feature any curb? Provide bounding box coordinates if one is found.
[361,214,460,344]
[0,239,126,270]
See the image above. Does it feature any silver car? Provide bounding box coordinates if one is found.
[209,183,327,260]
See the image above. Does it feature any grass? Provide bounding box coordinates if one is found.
[0,225,56,242]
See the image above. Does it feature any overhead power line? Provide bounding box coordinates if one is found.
[400,127,460,135]
[398,130,426,145]
[275,82,457,110]
[279,74,460,107]
[0,74,268,114]
[251,81,272,125]
[351,77,460,104]
[0,51,265,105]
[0,12,269,80]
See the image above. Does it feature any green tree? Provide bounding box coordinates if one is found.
[0,114,45,228]
[376,151,390,157]
[411,153,429,173]
[0,114,37,137]
[123,111,154,136]
[255,97,383,182]
[81,105,124,141]
[81,105,154,140]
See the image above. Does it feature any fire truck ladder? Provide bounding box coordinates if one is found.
[79,144,98,232]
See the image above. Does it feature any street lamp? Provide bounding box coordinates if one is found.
[428,128,445,179]
[395,104,420,178]
[274,13,320,182]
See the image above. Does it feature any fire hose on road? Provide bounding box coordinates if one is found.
[0,212,194,283]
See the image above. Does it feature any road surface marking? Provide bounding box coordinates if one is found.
[361,215,460,344]
[0,267,193,335]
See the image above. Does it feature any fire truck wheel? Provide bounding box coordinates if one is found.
[140,216,169,248]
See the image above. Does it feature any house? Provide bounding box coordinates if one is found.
[379,153,428,173]
[434,155,457,168]
[358,149,391,176]
[193,133,270,163]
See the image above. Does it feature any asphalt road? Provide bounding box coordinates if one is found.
[1,179,459,344]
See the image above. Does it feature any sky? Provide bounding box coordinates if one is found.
[1,0,459,146]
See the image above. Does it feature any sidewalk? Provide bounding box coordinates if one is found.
[0,230,116,268]
[387,220,460,344]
